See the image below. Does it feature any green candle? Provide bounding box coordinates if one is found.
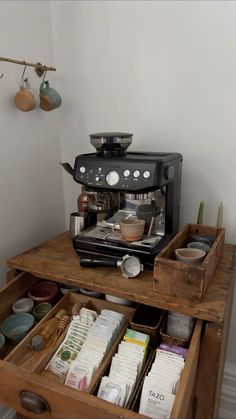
[197,201,204,224]
[217,202,223,227]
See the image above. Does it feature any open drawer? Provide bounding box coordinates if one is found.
[0,272,202,419]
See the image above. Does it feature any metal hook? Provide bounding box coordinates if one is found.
[0,59,3,78]
[42,70,47,83]
[21,64,27,80]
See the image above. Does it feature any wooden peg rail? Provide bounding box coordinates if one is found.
[0,56,56,77]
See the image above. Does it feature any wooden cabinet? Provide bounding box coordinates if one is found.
[0,232,235,419]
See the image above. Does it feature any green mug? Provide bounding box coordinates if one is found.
[39,81,62,111]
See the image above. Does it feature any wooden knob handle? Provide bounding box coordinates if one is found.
[20,390,51,414]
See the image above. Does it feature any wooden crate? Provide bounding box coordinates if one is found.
[153,224,225,301]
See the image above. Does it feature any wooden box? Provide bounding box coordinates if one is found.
[153,224,225,301]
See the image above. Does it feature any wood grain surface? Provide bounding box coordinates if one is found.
[7,232,236,323]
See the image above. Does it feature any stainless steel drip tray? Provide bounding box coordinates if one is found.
[79,225,162,248]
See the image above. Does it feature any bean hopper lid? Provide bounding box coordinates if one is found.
[90,132,133,156]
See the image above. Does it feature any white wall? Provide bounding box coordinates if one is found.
[0,1,66,283]
[50,0,236,412]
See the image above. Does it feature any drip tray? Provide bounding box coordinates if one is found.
[80,226,162,248]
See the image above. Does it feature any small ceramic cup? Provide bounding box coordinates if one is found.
[14,78,36,112]
[175,248,206,265]
[33,302,52,320]
[39,80,62,111]
[120,218,145,242]
[187,241,210,253]
[12,297,34,314]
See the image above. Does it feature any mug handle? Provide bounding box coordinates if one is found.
[20,77,30,90]
[40,81,49,94]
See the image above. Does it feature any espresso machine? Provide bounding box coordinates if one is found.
[70,132,182,265]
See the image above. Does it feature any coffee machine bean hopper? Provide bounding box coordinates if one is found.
[62,132,183,265]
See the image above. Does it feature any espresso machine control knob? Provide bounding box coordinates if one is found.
[133,170,141,178]
[123,169,131,177]
[79,166,86,174]
[143,170,151,179]
[106,170,120,186]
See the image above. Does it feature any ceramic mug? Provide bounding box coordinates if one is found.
[120,218,145,242]
[14,78,36,112]
[39,80,62,111]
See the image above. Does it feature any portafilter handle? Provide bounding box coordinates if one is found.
[80,256,118,268]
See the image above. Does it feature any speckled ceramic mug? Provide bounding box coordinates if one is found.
[39,80,62,111]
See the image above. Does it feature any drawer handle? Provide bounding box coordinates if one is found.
[20,390,51,414]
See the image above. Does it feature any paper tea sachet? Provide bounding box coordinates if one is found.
[65,309,125,391]
[46,307,96,379]
[139,348,186,419]
[97,328,149,407]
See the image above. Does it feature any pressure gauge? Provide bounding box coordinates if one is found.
[106,170,120,186]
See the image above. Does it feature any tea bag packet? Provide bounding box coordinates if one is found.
[97,328,149,407]
[139,380,176,419]
[159,343,188,360]
[139,348,185,419]
[108,372,135,406]
[46,342,79,379]
[78,307,98,325]
[65,308,125,391]
[98,376,128,407]
[100,309,125,327]
[167,312,194,340]
[65,361,95,390]
[46,306,96,379]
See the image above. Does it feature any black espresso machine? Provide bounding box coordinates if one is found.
[70,132,182,265]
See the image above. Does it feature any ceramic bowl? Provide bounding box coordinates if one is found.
[28,281,59,304]
[1,313,34,343]
[105,294,133,306]
[80,288,103,298]
[60,285,80,295]
[33,302,52,320]
[12,297,34,314]
[175,248,206,265]
[187,241,210,253]
[190,234,215,246]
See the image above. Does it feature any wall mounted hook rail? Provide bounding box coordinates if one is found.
[0,56,56,78]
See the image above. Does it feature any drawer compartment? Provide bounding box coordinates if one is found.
[0,281,202,419]
[0,272,62,359]
[130,319,202,419]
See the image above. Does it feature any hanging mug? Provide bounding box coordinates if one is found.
[14,78,36,112]
[39,80,62,111]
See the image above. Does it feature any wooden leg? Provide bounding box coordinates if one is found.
[195,322,222,419]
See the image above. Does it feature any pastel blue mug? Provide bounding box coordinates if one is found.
[39,81,62,111]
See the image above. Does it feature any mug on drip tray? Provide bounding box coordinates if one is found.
[120,218,145,242]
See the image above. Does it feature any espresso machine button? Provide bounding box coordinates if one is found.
[133,170,141,178]
[123,169,131,177]
[79,166,86,174]
[143,170,151,179]
[106,170,120,186]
